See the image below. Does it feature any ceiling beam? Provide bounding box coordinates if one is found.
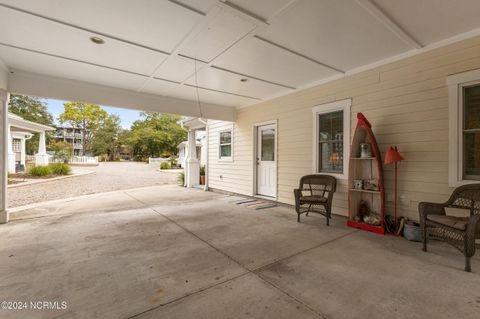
[8,70,236,121]
[136,6,223,93]
[355,0,423,49]
[254,36,345,74]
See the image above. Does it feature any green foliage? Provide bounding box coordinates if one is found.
[178,171,185,186]
[8,94,54,155]
[8,173,15,179]
[90,114,122,160]
[48,141,73,163]
[8,94,53,125]
[199,165,206,176]
[127,112,186,160]
[55,149,72,163]
[49,163,71,175]
[59,102,108,155]
[28,165,52,177]
[48,140,73,152]
[160,162,171,169]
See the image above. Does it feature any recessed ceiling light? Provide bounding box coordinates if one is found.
[240,78,248,82]
[90,36,104,44]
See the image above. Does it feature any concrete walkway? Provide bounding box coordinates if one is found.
[1,185,479,319]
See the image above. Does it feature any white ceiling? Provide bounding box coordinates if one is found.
[1,0,480,112]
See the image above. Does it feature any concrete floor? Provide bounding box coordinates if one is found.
[1,186,480,319]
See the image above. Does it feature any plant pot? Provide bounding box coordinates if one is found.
[199,175,205,185]
[403,221,422,242]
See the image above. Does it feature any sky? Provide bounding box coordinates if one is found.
[45,98,142,129]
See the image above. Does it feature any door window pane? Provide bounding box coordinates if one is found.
[464,85,480,179]
[261,128,275,161]
[318,111,343,173]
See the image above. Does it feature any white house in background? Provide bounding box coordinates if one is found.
[177,130,206,168]
[54,126,86,156]
[7,112,55,173]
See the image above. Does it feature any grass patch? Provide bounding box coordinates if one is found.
[178,171,185,186]
[28,165,52,177]
[27,163,71,177]
[49,163,72,175]
[160,162,171,169]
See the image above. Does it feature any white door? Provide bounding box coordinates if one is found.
[256,124,276,197]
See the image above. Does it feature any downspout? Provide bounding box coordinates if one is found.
[180,121,188,187]
[204,120,209,191]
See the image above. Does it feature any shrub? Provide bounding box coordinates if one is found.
[160,162,171,169]
[199,165,206,176]
[49,163,71,175]
[178,171,185,186]
[54,149,72,163]
[28,165,52,177]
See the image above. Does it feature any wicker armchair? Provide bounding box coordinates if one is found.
[294,175,336,226]
[419,184,480,272]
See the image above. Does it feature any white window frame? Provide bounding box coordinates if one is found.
[218,124,234,162]
[312,98,351,180]
[12,138,21,153]
[447,69,480,186]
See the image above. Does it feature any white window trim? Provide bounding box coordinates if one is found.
[218,124,234,162]
[312,98,351,180]
[447,69,480,187]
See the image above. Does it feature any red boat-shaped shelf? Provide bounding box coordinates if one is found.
[347,113,385,234]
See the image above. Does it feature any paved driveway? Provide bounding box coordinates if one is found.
[8,162,180,208]
[1,185,480,319]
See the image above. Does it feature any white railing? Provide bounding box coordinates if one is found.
[70,156,99,165]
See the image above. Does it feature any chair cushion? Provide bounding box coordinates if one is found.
[427,215,469,230]
[300,196,328,203]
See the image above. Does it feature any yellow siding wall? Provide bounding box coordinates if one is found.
[207,35,480,220]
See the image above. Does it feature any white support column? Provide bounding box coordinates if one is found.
[35,131,49,166]
[20,137,26,166]
[0,89,9,223]
[185,129,199,188]
[7,125,15,173]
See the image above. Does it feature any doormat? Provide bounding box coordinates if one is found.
[235,199,278,210]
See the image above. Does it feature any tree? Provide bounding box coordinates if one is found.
[48,140,73,163]
[59,102,107,155]
[8,94,54,154]
[90,114,122,160]
[126,112,186,161]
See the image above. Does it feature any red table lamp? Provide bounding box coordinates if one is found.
[384,146,404,225]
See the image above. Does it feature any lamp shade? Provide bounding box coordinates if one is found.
[384,146,404,165]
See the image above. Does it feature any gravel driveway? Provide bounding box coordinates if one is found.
[8,162,181,208]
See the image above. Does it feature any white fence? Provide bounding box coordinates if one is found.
[148,157,170,166]
[70,156,99,165]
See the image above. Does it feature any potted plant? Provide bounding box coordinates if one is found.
[199,165,206,185]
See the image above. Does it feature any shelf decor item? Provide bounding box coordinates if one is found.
[360,143,372,158]
[384,146,404,230]
[347,112,385,234]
